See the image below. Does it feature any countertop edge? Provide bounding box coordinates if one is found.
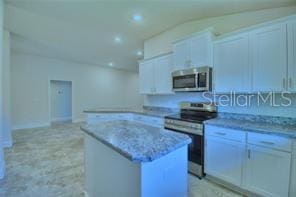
[81,125,191,163]
[204,120,296,139]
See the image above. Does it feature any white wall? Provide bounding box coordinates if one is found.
[144,6,296,59]
[3,30,11,147]
[0,0,6,179]
[50,80,72,122]
[11,52,143,130]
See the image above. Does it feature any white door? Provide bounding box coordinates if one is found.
[251,23,287,92]
[244,145,291,197]
[154,54,174,94]
[139,59,155,94]
[50,80,72,122]
[213,34,251,93]
[205,136,244,186]
[173,40,190,70]
[288,21,296,92]
[190,33,212,68]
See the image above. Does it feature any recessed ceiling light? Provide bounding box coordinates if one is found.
[137,51,143,56]
[114,36,122,43]
[133,14,142,22]
[108,62,114,66]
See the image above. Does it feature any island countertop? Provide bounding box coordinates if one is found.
[81,120,191,162]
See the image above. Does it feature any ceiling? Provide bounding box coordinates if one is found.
[5,0,296,71]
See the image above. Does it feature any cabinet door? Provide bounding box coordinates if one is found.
[154,54,174,94]
[244,145,291,197]
[205,136,244,186]
[139,59,155,94]
[173,40,190,70]
[251,23,287,92]
[288,21,296,92]
[190,33,212,67]
[213,34,251,92]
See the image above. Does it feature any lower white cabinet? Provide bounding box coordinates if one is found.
[205,125,293,197]
[86,113,163,127]
[244,145,291,197]
[205,136,244,186]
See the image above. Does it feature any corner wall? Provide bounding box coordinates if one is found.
[10,52,143,130]
[0,0,6,179]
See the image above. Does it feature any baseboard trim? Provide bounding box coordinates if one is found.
[51,116,72,122]
[2,140,12,148]
[12,122,51,131]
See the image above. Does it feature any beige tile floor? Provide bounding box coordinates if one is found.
[0,122,243,197]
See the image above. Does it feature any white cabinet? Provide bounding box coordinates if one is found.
[205,136,245,186]
[250,23,287,92]
[190,33,212,67]
[288,21,296,92]
[244,145,291,197]
[139,59,155,94]
[213,34,251,92]
[154,55,173,94]
[139,54,173,95]
[173,40,190,70]
[205,125,293,197]
[173,31,212,71]
[86,113,132,124]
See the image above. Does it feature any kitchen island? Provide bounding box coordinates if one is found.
[81,120,191,197]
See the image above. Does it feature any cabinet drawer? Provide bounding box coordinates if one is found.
[248,132,292,152]
[205,125,246,143]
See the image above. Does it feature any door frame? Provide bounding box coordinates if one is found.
[48,78,73,123]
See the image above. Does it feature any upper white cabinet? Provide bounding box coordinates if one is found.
[139,53,174,95]
[213,34,251,92]
[173,31,212,71]
[288,21,296,92]
[250,23,288,92]
[173,40,190,70]
[139,59,155,94]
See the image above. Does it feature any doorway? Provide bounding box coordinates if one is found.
[50,80,72,123]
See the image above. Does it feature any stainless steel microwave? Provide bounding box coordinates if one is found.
[172,66,212,92]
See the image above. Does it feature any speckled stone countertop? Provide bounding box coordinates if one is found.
[81,120,191,162]
[83,106,177,118]
[204,113,296,139]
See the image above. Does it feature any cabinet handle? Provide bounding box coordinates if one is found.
[215,132,226,136]
[289,78,293,89]
[248,149,251,159]
[283,78,286,90]
[260,141,275,146]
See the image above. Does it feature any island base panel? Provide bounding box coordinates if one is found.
[84,133,188,197]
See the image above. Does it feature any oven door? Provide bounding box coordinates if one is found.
[165,127,204,177]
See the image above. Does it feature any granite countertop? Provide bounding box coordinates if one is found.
[81,120,191,162]
[204,116,296,139]
[83,107,176,118]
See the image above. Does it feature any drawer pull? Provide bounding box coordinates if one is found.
[260,141,275,146]
[215,132,226,136]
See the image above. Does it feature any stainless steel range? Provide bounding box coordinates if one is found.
[164,102,217,178]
